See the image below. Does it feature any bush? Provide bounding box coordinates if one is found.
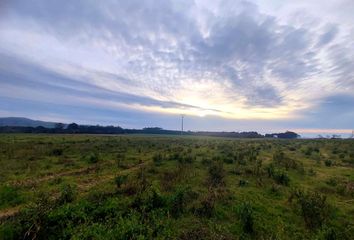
[153,153,163,166]
[0,185,23,209]
[169,187,190,217]
[86,152,99,164]
[269,184,281,196]
[291,190,331,229]
[50,148,63,156]
[132,185,166,213]
[273,171,290,186]
[196,193,215,218]
[308,168,317,176]
[115,175,128,189]
[239,179,248,187]
[116,152,126,167]
[273,150,285,163]
[267,166,290,186]
[57,184,76,205]
[208,161,225,187]
[325,159,333,167]
[266,164,275,178]
[237,202,254,234]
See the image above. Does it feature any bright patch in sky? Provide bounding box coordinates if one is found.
[0,0,353,135]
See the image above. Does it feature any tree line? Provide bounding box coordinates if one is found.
[0,123,300,138]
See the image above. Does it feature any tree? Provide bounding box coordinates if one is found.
[54,123,65,130]
[67,123,79,130]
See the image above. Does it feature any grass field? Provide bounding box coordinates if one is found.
[0,134,353,239]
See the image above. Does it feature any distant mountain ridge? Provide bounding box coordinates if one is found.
[0,117,59,128]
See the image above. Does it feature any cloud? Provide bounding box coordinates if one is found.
[0,0,353,131]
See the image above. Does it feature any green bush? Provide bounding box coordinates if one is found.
[196,193,215,218]
[237,202,254,234]
[50,148,63,156]
[273,171,290,186]
[86,152,99,164]
[291,190,331,230]
[169,187,190,217]
[115,175,128,189]
[153,153,163,166]
[57,184,76,205]
[116,152,126,167]
[325,159,333,167]
[208,161,225,187]
[239,179,248,187]
[0,185,23,209]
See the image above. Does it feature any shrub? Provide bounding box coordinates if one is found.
[266,164,275,178]
[222,154,234,164]
[153,153,163,166]
[318,227,338,240]
[308,168,317,176]
[182,154,195,164]
[20,192,54,239]
[291,190,331,229]
[208,161,225,187]
[326,178,337,187]
[0,185,23,209]
[196,193,215,218]
[269,184,281,196]
[116,152,125,167]
[57,184,76,205]
[237,202,254,234]
[169,152,182,161]
[132,185,166,213]
[169,187,190,217]
[115,175,128,189]
[267,166,290,186]
[239,179,248,187]
[273,171,290,186]
[86,152,99,164]
[201,158,212,166]
[325,159,333,167]
[273,150,285,163]
[51,148,63,156]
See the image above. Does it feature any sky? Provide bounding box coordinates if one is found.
[0,0,353,137]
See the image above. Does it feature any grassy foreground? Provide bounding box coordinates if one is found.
[0,134,353,239]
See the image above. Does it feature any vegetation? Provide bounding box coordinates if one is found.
[0,134,353,239]
[0,125,299,139]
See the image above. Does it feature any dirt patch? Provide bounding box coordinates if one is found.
[0,206,21,223]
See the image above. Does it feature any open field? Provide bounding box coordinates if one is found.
[0,134,353,239]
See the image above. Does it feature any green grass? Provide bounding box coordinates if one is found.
[0,134,353,239]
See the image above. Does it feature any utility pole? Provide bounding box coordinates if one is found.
[181,114,184,135]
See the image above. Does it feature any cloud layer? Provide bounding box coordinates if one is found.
[0,0,353,134]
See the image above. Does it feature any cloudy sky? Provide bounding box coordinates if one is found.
[0,0,353,136]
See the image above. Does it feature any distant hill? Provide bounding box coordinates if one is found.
[0,117,59,128]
